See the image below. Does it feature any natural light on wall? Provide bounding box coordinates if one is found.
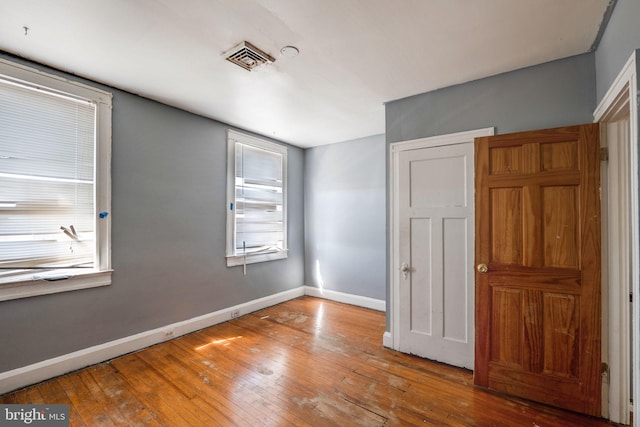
[315,259,325,294]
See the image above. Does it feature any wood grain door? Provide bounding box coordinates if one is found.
[474,124,601,416]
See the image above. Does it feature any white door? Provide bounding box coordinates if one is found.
[396,141,475,369]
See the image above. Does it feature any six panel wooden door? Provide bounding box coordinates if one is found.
[474,124,602,416]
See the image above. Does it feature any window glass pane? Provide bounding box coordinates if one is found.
[0,82,95,180]
[233,140,285,255]
[0,77,96,270]
[238,144,282,184]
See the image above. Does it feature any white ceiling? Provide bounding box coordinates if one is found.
[0,0,612,148]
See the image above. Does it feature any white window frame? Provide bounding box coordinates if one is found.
[0,58,112,301]
[226,130,287,267]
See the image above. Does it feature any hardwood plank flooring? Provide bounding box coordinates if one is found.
[0,296,619,426]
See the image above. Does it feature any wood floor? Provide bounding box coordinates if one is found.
[1,296,618,426]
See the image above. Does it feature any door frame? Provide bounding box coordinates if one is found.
[593,50,638,425]
[387,127,494,353]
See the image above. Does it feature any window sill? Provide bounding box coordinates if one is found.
[226,251,287,267]
[0,270,112,302]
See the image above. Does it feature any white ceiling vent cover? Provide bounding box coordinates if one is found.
[224,41,275,71]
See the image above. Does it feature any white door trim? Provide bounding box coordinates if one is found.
[388,127,494,352]
[594,50,637,425]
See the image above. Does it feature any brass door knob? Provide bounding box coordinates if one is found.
[477,263,488,273]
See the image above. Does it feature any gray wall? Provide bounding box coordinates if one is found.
[0,54,305,372]
[386,53,597,144]
[304,134,386,301]
[595,0,640,103]
[385,53,598,328]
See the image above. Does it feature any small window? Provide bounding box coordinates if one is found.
[0,59,112,300]
[226,130,287,266]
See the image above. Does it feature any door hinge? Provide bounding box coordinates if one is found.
[600,147,609,161]
[630,293,633,303]
[601,362,609,375]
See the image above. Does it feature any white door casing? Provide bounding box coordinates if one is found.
[593,50,638,425]
[389,128,494,370]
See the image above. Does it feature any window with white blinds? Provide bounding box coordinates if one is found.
[0,58,112,300]
[226,130,287,266]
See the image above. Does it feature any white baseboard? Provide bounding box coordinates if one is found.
[383,331,393,349]
[0,286,305,395]
[303,286,386,312]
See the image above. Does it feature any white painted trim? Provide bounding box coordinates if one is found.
[390,127,495,153]
[594,53,636,121]
[388,128,495,353]
[593,50,637,426]
[0,57,112,102]
[0,286,305,395]
[599,123,611,420]
[629,53,639,427]
[604,119,631,424]
[0,270,112,302]
[303,286,386,312]
[383,332,393,349]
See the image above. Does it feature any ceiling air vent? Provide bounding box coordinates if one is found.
[224,41,275,71]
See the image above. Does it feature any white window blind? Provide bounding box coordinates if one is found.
[227,130,287,266]
[0,59,111,301]
[0,74,96,276]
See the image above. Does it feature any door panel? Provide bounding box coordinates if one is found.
[490,187,523,264]
[399,142,474,369]
[474,124,601,416]
[410,217,432,335]
[543,186,579,268]
[443,217,468,342]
